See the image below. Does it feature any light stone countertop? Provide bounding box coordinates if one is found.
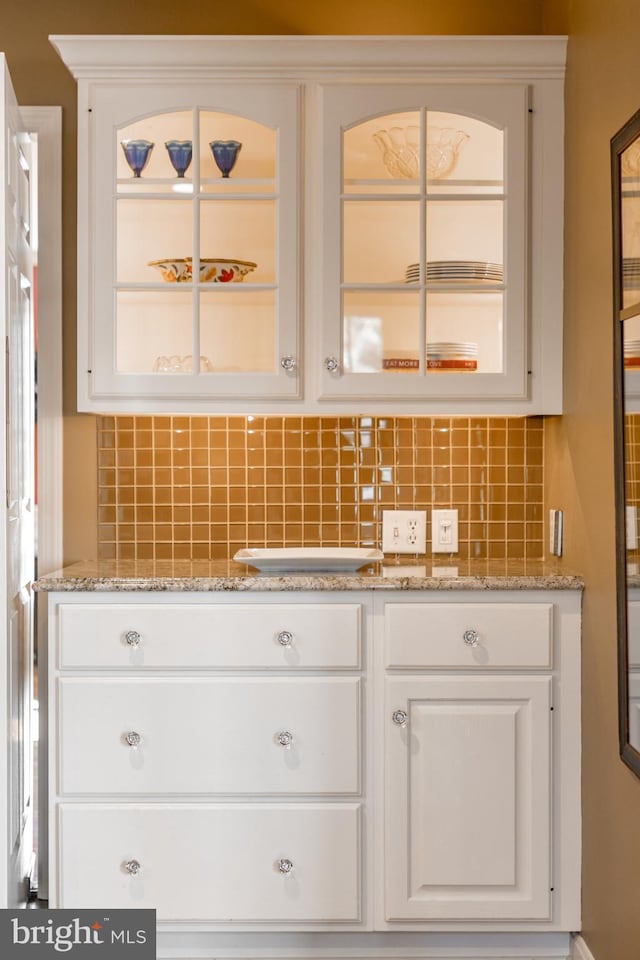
[33,558,584,592]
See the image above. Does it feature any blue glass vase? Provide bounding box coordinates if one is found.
[165,140,193,178]
[120,139,154,177]
[210,139,242,178]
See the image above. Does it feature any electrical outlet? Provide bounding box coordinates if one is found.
[431,509,459,553]
[382,510,427,554]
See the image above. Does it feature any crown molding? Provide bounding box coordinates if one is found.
[50,34,567,82]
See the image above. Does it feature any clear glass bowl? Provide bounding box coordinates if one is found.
[373,125,469,180]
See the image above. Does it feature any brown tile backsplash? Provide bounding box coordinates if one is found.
[97,415,545,561]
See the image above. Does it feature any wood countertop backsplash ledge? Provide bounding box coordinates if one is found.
[96,415,544,563]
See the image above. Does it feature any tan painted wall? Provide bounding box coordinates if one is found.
[6,0,640,954]
[542,1,640,957]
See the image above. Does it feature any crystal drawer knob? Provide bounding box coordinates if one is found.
[281,355,297,372]
[277,630,294,647]
[125,731,142,748]
[324,356,340,373]
[124,630,141,648]
[392,709,408,726]
[463,629,480,647]
[277,858,294,875]
[124,859,141,876]
[276,730,294,748]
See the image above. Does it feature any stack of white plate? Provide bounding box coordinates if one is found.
[427,342,478,371]
[405,260,504,283]
[623,258,640,289]
[624,339,640,367]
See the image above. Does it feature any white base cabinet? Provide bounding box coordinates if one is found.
[45,588,581,957]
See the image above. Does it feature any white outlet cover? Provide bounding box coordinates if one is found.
[382,510,427,554]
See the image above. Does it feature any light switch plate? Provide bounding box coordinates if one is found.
[431,509,459,553]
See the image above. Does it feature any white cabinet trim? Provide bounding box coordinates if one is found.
[50,36,568,80]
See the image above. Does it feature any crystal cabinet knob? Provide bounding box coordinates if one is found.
[324,356,340,373]
[463,629,480,647]
[277,630,294,647]
[281,355,297,372]
[276,730,294,748]
[392,709,408,726]
[125,731,142,748]
[124,859,141,876]
[124,630,141,648]
[277,858,294,875]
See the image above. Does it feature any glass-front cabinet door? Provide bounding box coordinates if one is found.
[84,83,300,408]
[318,84,527,401]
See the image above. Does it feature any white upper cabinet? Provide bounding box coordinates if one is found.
[51,35,566,414]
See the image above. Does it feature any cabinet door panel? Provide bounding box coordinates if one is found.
[385,675,551,920]
[85,82,301,408]
[319,82,528,402]
[56,803,361,922]
[58,677,361,795]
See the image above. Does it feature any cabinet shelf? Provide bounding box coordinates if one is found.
[344,178,504,190]
[341,282,505,292]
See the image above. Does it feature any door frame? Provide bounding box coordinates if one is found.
[21,105,63,903]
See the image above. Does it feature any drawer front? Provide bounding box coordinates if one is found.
[58,602,362,669]
[58,677,361,795]
[385,602,553,669]
[56,803,361,922]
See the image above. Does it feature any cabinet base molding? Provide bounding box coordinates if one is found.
[570,936,595,960]
[155,931,573,960]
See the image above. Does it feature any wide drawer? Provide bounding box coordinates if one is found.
[385,602,553,669]
[56,803,361,922]
[57,602,362,669]
[58,677,361,795]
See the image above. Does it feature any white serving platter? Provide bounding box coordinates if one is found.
[233,547,383,573]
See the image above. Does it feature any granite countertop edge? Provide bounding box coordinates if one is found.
[33,564,585,593]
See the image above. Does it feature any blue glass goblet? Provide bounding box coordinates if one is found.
[120,139,154,178]
[210,139,242,178]
[165,140,193,178]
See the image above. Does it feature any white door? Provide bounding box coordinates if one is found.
[385,674,552,922]
[0,55,36,907]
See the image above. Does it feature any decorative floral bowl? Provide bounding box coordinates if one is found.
[148,258,257,283]
[197,258,256,283]
[147,258,192,283]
